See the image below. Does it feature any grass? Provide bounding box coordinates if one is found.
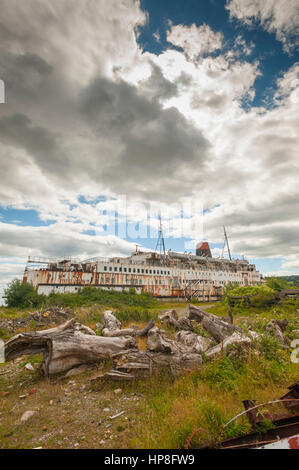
[120,343,297,449]
[0,295,298,449]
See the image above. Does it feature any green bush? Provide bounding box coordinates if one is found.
[265,277,289,292]
[3,280,158,311]
[224,285,275,309]
[192,356,247,391]
[4,279,46,308]
[44,286,157,310]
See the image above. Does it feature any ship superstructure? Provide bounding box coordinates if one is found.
[23,241,262,301]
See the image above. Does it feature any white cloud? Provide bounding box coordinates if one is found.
[281,255,299,269]
[0,0,298,290]
[167,23,223,60]
[263,270,295,277]
[226,0,299,53]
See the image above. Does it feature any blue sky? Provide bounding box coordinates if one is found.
[138,0,296,107]
[0,0,298,302]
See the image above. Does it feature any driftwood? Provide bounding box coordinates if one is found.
[188,304,259,357]
[114,350,203,377]
[5,319,137,376]
[175,330,214,353]
[147,327,185,354]
[189,304,242,342]
[91,370,135,388]
[102,311,155,337]
[147,326,215,355]
[90,350,204,387]
[4,304,261,379]
[266,320,288,346]
[205,331,257,359]
[158,310,193,331]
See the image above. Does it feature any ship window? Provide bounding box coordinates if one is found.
[104,266,107,271]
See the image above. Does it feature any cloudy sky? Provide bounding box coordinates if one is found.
[0,0,298,301]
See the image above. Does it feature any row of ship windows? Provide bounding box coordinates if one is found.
[101,266,242,277]
[98,279,240,285]
[103,266,170,275]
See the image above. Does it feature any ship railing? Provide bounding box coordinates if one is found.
[81,257,110,263]
[27,256,83,264]
[27,255,111,265]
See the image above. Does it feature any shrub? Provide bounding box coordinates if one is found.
[265,277,289,292]
[224,285,275,309]
[4,279,45,308]
[45,286,157,309]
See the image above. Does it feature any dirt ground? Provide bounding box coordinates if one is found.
[0,356,147,449]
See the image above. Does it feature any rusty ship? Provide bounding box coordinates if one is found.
[23,228,262,300]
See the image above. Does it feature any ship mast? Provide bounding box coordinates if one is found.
[155,214,166,257]
[223,226,232,260]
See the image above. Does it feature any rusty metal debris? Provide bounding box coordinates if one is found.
[223,399,299,428]
[280,382,299,412]
[220,386,299,449]
[221,421,299,449]
[186,383,299,449]
[257,434,299,449]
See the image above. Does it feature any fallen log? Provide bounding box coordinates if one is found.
[147,326,184,354]
[101,311,155,337]
[91,370,134,389]
[114,350,203,377]
[175,330,214,353]
[5,319,137,376]
[158,310,193,331]
[3,308,262,380]
[205,331,259,359]
[189,304,242,342]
